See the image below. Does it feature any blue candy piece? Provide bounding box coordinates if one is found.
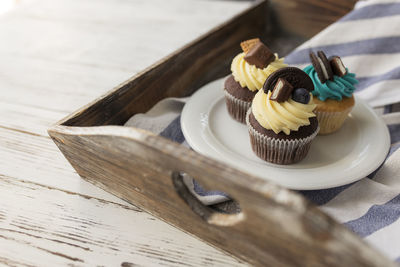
[292,88,310,104]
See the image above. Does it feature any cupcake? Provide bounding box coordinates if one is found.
[304,51,358,134]
[224,38,287,123]
[246,67,319,165]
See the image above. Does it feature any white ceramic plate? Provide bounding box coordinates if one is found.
[181,78,390,190]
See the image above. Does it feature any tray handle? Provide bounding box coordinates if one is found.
[49,125,396,267]
[171,171,245,226]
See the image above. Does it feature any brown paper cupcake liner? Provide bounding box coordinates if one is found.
[224,90,252,124]
[246,110,319,165]
[315,107,353,135]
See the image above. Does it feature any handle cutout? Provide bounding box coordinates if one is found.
[171,171,244,226]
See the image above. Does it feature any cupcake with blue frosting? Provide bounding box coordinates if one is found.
[304,51,358,134]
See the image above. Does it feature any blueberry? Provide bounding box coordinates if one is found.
[292,88,310,104]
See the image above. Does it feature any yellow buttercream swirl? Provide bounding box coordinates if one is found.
[231,52,287,92]
[252,90,316,135]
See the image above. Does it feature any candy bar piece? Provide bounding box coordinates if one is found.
[329,56,347,77]
[244,42,275,69]
[240,38,260,53]
[309,52,326,83]
[309,51,334,83]
[270,78,294,102]
[317,51,334,81]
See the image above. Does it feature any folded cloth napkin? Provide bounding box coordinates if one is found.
[125,0,400,261]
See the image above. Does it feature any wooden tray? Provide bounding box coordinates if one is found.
[48,1,394,266]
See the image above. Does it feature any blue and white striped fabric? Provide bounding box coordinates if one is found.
[125,0,400,262]
[286,0,400,108]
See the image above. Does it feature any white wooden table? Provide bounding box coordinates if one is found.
[0,0,251,265]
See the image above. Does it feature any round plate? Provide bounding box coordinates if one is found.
[181,78,390,190]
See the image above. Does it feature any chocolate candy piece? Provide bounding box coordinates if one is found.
[329,56,347,77]
[317,51,334,81]
[263,67,314,93]
[309,51,334,83]
[309,52,325,83]
[244,42,275,69]
[240,38,260,53]
[270,78,294,102]
[292,88,310,104]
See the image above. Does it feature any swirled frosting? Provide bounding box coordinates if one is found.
[304,65,358,101]
[252,90,316,135]
[231,52,287,92]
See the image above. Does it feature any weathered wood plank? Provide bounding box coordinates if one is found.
[0,0,250,74]
[0,126,123,201]
[50,126,397,267]
[269,0,358,38]
[0,56,134,114]
[59,0,269,127]
[0,0,255,265]
[0,0,251,134]
[0,0,367,265]
[0,175,245,266]
[0,101,66,137]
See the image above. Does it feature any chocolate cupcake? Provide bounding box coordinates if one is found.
[304,51,358,134]
[246,67,319,164]
[224,38,287,123]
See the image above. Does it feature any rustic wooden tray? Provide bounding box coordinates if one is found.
[48,1,394,266]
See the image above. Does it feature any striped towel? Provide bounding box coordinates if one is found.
[125,0,400,262]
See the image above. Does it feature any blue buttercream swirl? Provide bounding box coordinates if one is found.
[303,65,358,101]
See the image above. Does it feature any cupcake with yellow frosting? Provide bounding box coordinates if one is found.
[304,51,358,134]
[224,38,287,123]
[246,67,319,164]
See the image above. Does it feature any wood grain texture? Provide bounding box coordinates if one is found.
[0,0,374,265]
[0,125,127,201]
[49,126,396,266]
[0,174,244,266]
[59,0,270,128]
[56,0,358,129]
[0,0,257,266]
[47,0,395,265]
[269,0,359,38]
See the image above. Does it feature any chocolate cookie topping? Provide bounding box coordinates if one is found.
[270,78,294,102]
[244,41,275,69]
[329,55,347,77]
[263,67,314,94]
